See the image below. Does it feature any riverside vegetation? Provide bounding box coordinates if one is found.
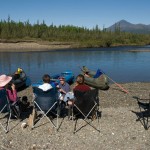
[0,17,150,49]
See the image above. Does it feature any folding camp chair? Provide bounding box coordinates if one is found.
[68,89,100,133]
[133,95,150,130]
[0,89,20,133]
[31,87,60,130]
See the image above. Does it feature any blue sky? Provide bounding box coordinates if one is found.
[0,0,150,29]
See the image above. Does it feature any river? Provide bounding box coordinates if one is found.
[0,45,150,83]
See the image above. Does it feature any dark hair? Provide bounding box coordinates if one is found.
[5,80,13,92]
[76,74,84,84]
[59,76,65,81]
[42,74,50,83]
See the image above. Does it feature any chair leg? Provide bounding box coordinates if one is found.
[144,109,150,130]
[137,105,149,130]
[73,119,78,134]
[56,104,61,130]
[72,106,100,134]
[32,102,58,129]
[6,111,11,133]
[0,105,8,133]
[96,106,101,132]
[68,105,71,120]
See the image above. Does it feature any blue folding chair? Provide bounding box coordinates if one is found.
[32,87,60,129]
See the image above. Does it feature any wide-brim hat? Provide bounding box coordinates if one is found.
[0,74,12,87]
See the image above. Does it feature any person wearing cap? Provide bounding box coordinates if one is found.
[0,74,17,102]
[12,68,23,80]
[57,77,71,101]
[38,74,53,91]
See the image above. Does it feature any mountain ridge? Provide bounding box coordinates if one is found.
[107,20,150,34]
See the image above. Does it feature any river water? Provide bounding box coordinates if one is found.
[0,46,150,83]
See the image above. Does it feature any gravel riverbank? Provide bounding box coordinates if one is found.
[0,82,150,150]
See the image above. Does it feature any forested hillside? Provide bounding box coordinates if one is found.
[0,17,150,47]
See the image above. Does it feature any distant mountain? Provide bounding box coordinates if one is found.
[107,20,150,34]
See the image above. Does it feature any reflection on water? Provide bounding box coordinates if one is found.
[0,46,150,83]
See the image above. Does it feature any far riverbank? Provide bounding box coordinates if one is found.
[0,41,149,52]
[0,42,72,52]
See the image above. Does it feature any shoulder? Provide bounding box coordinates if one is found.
[39,83,52,89]
[84,84,90,88]
[74,84,90,91]
[83,84,91,89]
[65,82,70,87]
[6,88,11,92]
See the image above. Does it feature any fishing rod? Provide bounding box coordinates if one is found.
[100,70,129,94]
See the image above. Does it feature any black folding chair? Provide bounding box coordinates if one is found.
[133,95,150,130]
[0,89,20,133]
[68,89,101,133]
[32,87,60,130]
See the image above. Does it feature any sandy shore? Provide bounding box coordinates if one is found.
[0,42,72,52]
[0,82,150,150]
[1,42,150,53]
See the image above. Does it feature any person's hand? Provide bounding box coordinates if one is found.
[73,82,78,88]
[11,84,16,91]
[84,73,90,77]
[59,88,63,93]
[59,88,66,94]
[68,100,73,105]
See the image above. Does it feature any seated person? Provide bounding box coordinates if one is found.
[13,68,23,80]
[0,74,17,103]
[38,74,52,91]
[0,74,21,116]
[73,74,91,92]
[57,77,71,101]
[68,74,91,105]
[84,69,102,78]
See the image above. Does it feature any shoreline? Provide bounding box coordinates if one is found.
[0,42,72,52]
[0,41,149,52]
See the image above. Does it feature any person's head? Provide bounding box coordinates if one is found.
[17,68,22,74]
[42,74,51,83]
[0,74,12,88]
[59,77,65,85]
[76,74,84,85]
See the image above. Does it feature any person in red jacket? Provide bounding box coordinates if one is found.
[68,74,91,106]
[73,74,91,92]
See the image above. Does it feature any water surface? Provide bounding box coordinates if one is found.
[0,46,150,83]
